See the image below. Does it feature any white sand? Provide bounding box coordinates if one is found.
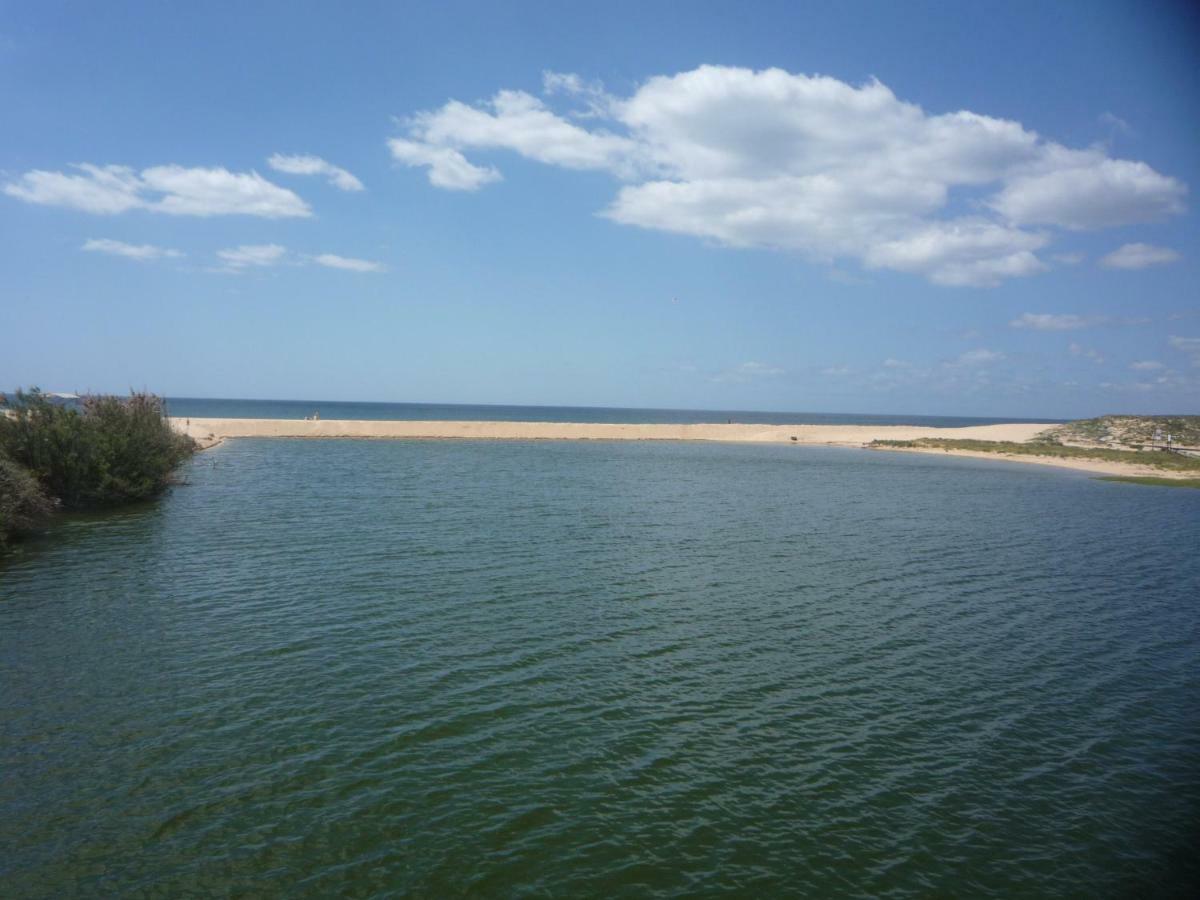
[170,417,1196,478]
[172,417,1051,447]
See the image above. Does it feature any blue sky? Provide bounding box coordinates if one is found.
[1,0,1197,418]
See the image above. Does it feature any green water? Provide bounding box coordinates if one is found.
[2,439,1198,896]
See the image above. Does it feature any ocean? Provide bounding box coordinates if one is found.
[2,437,1198,896]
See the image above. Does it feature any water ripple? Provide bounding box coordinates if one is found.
[2,439,1198,897]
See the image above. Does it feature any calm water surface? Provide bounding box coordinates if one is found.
[2,440,1198,897]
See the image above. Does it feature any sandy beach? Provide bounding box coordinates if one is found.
[172,417,1050,447]
[169,416,1200,480]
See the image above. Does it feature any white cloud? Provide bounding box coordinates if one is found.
[268,153,364,191]
[861,220,1046,287]
[821,365,851,376]
[82,237,182,261]
[1099,112,1131,135]
[4,163,310,218]
[711,360,785,383]
[388,139,501,191]
[312,253,386,273]
[990,155,1185,228]
[1099,242,1181,269]
[1129,360,1164,371]
[541,70,616,118]
[1010,312,1096,331]
[954,348,1005,366]
[1169,336,1200,367]
[1069,342,1105,364]
[6,164,143,213]
[397,89,641,176]
[388,65,1188,286]
[214,245,386,274]
[217,243,288,268]
[883,358,910,368]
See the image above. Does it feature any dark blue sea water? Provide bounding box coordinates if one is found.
[164,396,1060,427]
[2,439,1198,896]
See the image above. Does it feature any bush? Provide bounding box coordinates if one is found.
[0,453,56,545]
[0,388,196,510]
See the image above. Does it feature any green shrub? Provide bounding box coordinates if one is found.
[0,453,55,545]
[0,388,196,510]
[869,437,1200,472]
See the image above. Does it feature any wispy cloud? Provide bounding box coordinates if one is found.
[1099,242,1181,269]
[268,154,364,192]
[1069,342,1105,364]
[389,65,1187,287]
[1010,312,1100,331]
[1098,111,1132,136]
[1129,360,1163,371]
[4,163,311,218]
[953,348,1005,366]
[1168,335,1200,367]
[311,253,386,273]
[216,243,288,269]
[214,245,386,274]
[82,237,182,261]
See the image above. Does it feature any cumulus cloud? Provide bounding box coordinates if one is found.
[388,139,501,191]
[4,163,310,218]
[268,153,364,191]
[217,244,288,268]
[82,237,182,261]
[1010,312,1097,331]
[1099,242,1181,269]
[312,253,386,273]
[989,156,1184,228]
[388,65,1187,286]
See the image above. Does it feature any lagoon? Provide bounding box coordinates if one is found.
[2,439,1198,896]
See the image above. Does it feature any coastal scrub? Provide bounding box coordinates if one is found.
[0,453,56,547]
[869,437,1200,474]
[0,389,195,545]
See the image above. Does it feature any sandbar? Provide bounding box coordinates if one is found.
[170,416,1200,479]
[172,417,1049,447]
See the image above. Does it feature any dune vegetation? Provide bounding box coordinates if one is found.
[0,389,196,547]
[869,436,1200,474]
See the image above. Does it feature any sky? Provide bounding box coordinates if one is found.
[1,0,1198,418]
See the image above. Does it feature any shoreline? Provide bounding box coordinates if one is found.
[170,417,1200,480]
